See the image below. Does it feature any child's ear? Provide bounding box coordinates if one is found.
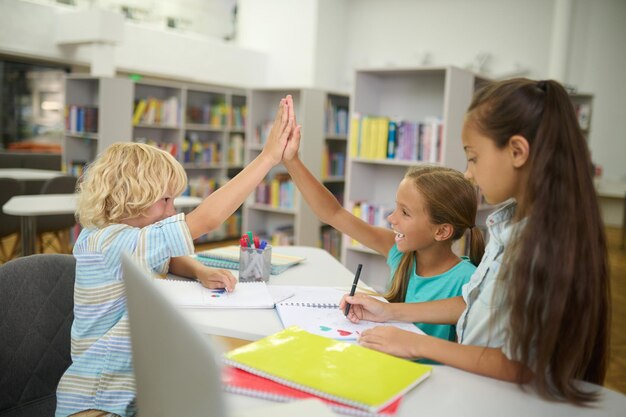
[508,135,530,168]
[434,224,454,241]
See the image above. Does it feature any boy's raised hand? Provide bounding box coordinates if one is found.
[282,98,302,162]
[261,95,294,165]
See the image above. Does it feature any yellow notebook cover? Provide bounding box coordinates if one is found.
[223,326,431,412]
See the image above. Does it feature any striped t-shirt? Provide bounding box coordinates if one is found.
[55,213,194,417]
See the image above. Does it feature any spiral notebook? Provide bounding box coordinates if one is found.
[224,326,432,413]
[150,278,274,308]
[274,286,425,340]
[223,366,403,417]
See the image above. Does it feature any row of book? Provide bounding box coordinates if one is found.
[187,103,247,128]
[133,96,180,126]
[135,139,178,158]
[349,115,444,162]
[185,175,219,198]
[324,99,349,136]
[320,226,342,260]
[65,106,98,133]
[351,201,394,229]
[64,160,88,177]
[321,146,346,178]
[195,212,241,243]
[254,173,295,209]
[182,136,220,164]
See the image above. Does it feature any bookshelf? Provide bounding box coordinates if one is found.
[131,78,248,243]
[569,93,593,142]
[343,66,488,291]
[63,76,133,176]
[243,88,348,249]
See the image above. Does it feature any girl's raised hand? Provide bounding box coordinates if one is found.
[282,98,302,162]
[261,95,294,165]
[339,293,392,323]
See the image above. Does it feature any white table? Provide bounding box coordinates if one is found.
[184,246,626,417]
[2,194,202,256]
[0,168,66,181]
[184,246,358,340]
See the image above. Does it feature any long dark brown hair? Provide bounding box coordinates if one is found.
[385,165,485,303]
[467,78,610,403]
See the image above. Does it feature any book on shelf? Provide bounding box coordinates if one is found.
[224,326,432,413]
[349,115,443,163]
[223,366,403,417]
[150,278,274,308]
[195,245,305,275]
[274,286,425,341]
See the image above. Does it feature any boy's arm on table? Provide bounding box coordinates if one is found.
[169,256,236,291]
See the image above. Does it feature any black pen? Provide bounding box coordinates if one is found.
[344,264,363,316]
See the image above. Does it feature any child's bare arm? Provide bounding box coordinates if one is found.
[282,105,395,256]
[185,96,294,238]
[169,256,236,292]
[359,328,532,383]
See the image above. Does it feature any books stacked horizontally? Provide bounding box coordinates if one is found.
[195,245,305,275]
[223,326,432,416]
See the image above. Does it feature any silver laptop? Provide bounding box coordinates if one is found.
[121,254,335,417]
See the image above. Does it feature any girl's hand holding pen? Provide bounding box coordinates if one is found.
[339,293,392,323]
[196,266,237,292]
[261,95,295,165]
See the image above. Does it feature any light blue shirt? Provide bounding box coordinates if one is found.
[457,200,520,360]
[386,244,476,341]
[56,213,194,417]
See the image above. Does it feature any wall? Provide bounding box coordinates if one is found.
[0,0,266,87]
[569,0,626,182]
[340,0,626,182]
[237,0,318,87]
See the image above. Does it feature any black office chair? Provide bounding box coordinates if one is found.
[36,176,78,254]
[0,254,75,417]
[0,178,24,263]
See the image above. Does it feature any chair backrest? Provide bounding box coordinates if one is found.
[0,178,24,238]
[0,254,75,417]
[36,176,78,233]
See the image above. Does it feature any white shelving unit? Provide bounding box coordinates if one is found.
[63,76,133,174]
[131,78,248,242]
[243,88,342,247]
[343,66,487,291]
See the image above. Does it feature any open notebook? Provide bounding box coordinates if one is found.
[151,279,275,308]
[274,286,425,340]
[196,246,305,274]
[224,326,432,413]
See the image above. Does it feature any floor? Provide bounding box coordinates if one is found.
[2,228,624,394]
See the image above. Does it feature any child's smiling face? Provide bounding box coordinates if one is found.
[387,178,438,253]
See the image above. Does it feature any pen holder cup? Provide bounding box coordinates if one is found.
[239,245,272,283]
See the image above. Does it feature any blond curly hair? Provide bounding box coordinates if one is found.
[76,142,187,229]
